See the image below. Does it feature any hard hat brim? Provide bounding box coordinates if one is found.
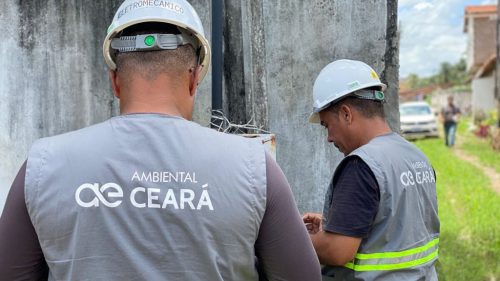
[309,112,320,124]
[308,82,387,124]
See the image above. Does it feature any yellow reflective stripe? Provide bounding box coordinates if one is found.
[345,249,438,272]
[355,238,439,260]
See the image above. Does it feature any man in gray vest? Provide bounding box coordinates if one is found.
[303,59,440,280]
[0,0,322,280]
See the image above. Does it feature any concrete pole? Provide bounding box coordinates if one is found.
[211,0,224,120]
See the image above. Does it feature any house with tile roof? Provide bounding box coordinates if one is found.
[464,4,497,121]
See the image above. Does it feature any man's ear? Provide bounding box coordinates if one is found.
[340,104,353,124]
[189,65,203,97]
[109,70,121,99]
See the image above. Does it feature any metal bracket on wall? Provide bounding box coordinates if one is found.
[210,110,276,159]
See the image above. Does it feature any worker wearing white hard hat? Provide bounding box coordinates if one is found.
[303,59,440,280]
[0,1,322,280]
[309,59,387,124]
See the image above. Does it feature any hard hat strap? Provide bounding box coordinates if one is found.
[353,90,385,102]
[111,32,198,53]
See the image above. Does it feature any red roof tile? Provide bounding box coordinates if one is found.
[463,5,497,32]
[465,5,497,15]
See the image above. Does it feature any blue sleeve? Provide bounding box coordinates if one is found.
[324,156,380,238]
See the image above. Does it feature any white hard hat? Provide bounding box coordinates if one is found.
[309,59,387,123]
[103,0,211,82]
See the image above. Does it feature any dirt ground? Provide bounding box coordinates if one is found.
[453,147,500,195]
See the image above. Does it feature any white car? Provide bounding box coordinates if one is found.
[399,102,439,139]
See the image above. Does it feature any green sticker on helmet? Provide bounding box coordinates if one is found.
[144,35,156,46]
[375,91,385,101]
[348,81,361,90]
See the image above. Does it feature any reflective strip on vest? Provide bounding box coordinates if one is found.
[344,238,439,272]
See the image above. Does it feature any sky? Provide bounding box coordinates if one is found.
[399,0,497,78]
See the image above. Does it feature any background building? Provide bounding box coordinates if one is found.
[464,5,498,121]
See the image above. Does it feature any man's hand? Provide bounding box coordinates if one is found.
[303,213,322,234]
[302,212,361,265]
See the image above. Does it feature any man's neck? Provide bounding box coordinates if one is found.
[119,75,193,119]
[357,118,392,147]
[120,97,186,118]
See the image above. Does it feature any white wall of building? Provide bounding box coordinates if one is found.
[472,74,496,118]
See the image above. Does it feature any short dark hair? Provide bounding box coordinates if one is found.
[115,22,197,81]
[327,88,386,119]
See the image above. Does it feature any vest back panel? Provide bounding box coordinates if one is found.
[25,114,267,281]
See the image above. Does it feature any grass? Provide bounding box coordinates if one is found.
[413,136,500,281]
[456,119,500,174]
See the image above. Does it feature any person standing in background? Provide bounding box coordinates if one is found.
[441,95,461,147]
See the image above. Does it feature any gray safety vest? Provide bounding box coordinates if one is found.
[25,114,267,281]
[322,133,440,281]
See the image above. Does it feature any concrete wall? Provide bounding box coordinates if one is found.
[467,16,497,72]
[472,74,496,117]
[0,0,119,211]
[0,0,398,214]
[474,17,497,68]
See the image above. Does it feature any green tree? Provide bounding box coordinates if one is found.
[407,73,420,89]
[404,59,468,89]
[438,62,452,84]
